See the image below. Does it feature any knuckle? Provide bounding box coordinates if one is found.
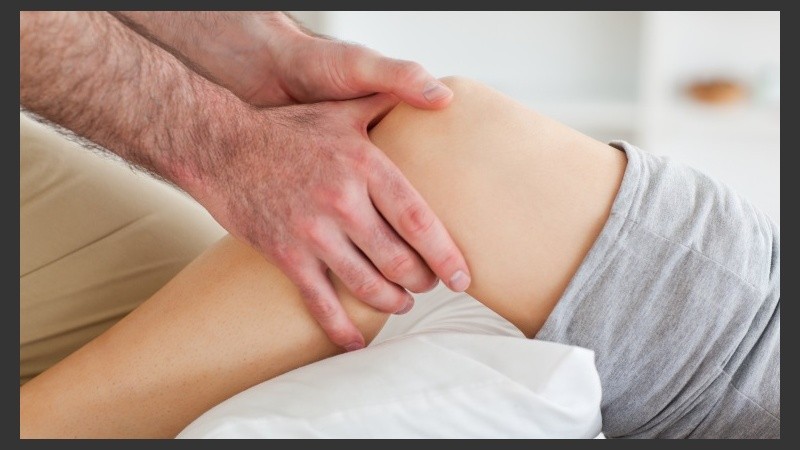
[343,43,377,70]
[384,252,416,280]
[351,147,373,172]
[399,203,435,237]
[305,296,338,320]
[329,189,349,213]
[330,187,361,224]
[272,246,301,267]
[339,42,378,90]
[324,41,357,92]
[394,60,425,84]
[363,149,391,177]
[269,241,287,257]
[435,252,461,273]
[342,42,369,64]
[310,184,337,207]
[301,220,331,252]
[353,275,382,299]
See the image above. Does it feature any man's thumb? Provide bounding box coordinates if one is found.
[354,51,453,109]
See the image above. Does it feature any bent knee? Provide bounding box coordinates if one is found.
[379,75,504,126]
[438,75,486,97]
[370,76,519,164]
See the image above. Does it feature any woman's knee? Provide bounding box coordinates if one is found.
[371,76,510,155]
[369,75,627,338]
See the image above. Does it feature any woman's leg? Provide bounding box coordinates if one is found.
[21,77,776,438]
[20,235,390,438]
[20,76,625,438]
[19,76,626,438]
[20,112,226,385]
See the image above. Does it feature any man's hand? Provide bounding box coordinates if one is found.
[112,11,455,109]
[108,12,471,345]
[22,11,470,350]
[185,94,470,349]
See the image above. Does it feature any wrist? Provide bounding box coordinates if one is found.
[165,94,268,203]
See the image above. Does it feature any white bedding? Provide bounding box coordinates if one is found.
[178,283,603,438]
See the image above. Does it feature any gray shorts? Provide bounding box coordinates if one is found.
[536,141,780,438]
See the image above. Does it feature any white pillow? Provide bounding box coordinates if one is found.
[178,284,602,439]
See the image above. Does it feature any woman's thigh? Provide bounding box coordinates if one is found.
[20,113,226,384]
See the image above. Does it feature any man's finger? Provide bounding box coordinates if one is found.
[368,154,471,293]
[283,258,365,351]
[349,47,453,110]
[336,192,437,293]
[309,225,414,315]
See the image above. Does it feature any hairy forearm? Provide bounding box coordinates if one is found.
[110,11,308,102]
[19,11,259,192]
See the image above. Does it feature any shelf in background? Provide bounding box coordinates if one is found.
[658,98,780,139]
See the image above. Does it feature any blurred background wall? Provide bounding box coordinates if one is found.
[291,11,780,223]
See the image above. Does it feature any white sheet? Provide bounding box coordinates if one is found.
[178,283,603,438]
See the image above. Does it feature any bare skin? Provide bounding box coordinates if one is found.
[111,11,456,108]
[19,11,469,350]
[19,77,626,438]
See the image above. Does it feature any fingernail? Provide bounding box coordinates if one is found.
[422,278,439,293]
[449,270,470,292]
[345,342,364,352]
[396,297,415,315]
[423,80,452,103]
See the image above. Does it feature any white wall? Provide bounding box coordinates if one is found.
[291,11,780,223]
[639,12,780,223]
[322,12,641,104]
